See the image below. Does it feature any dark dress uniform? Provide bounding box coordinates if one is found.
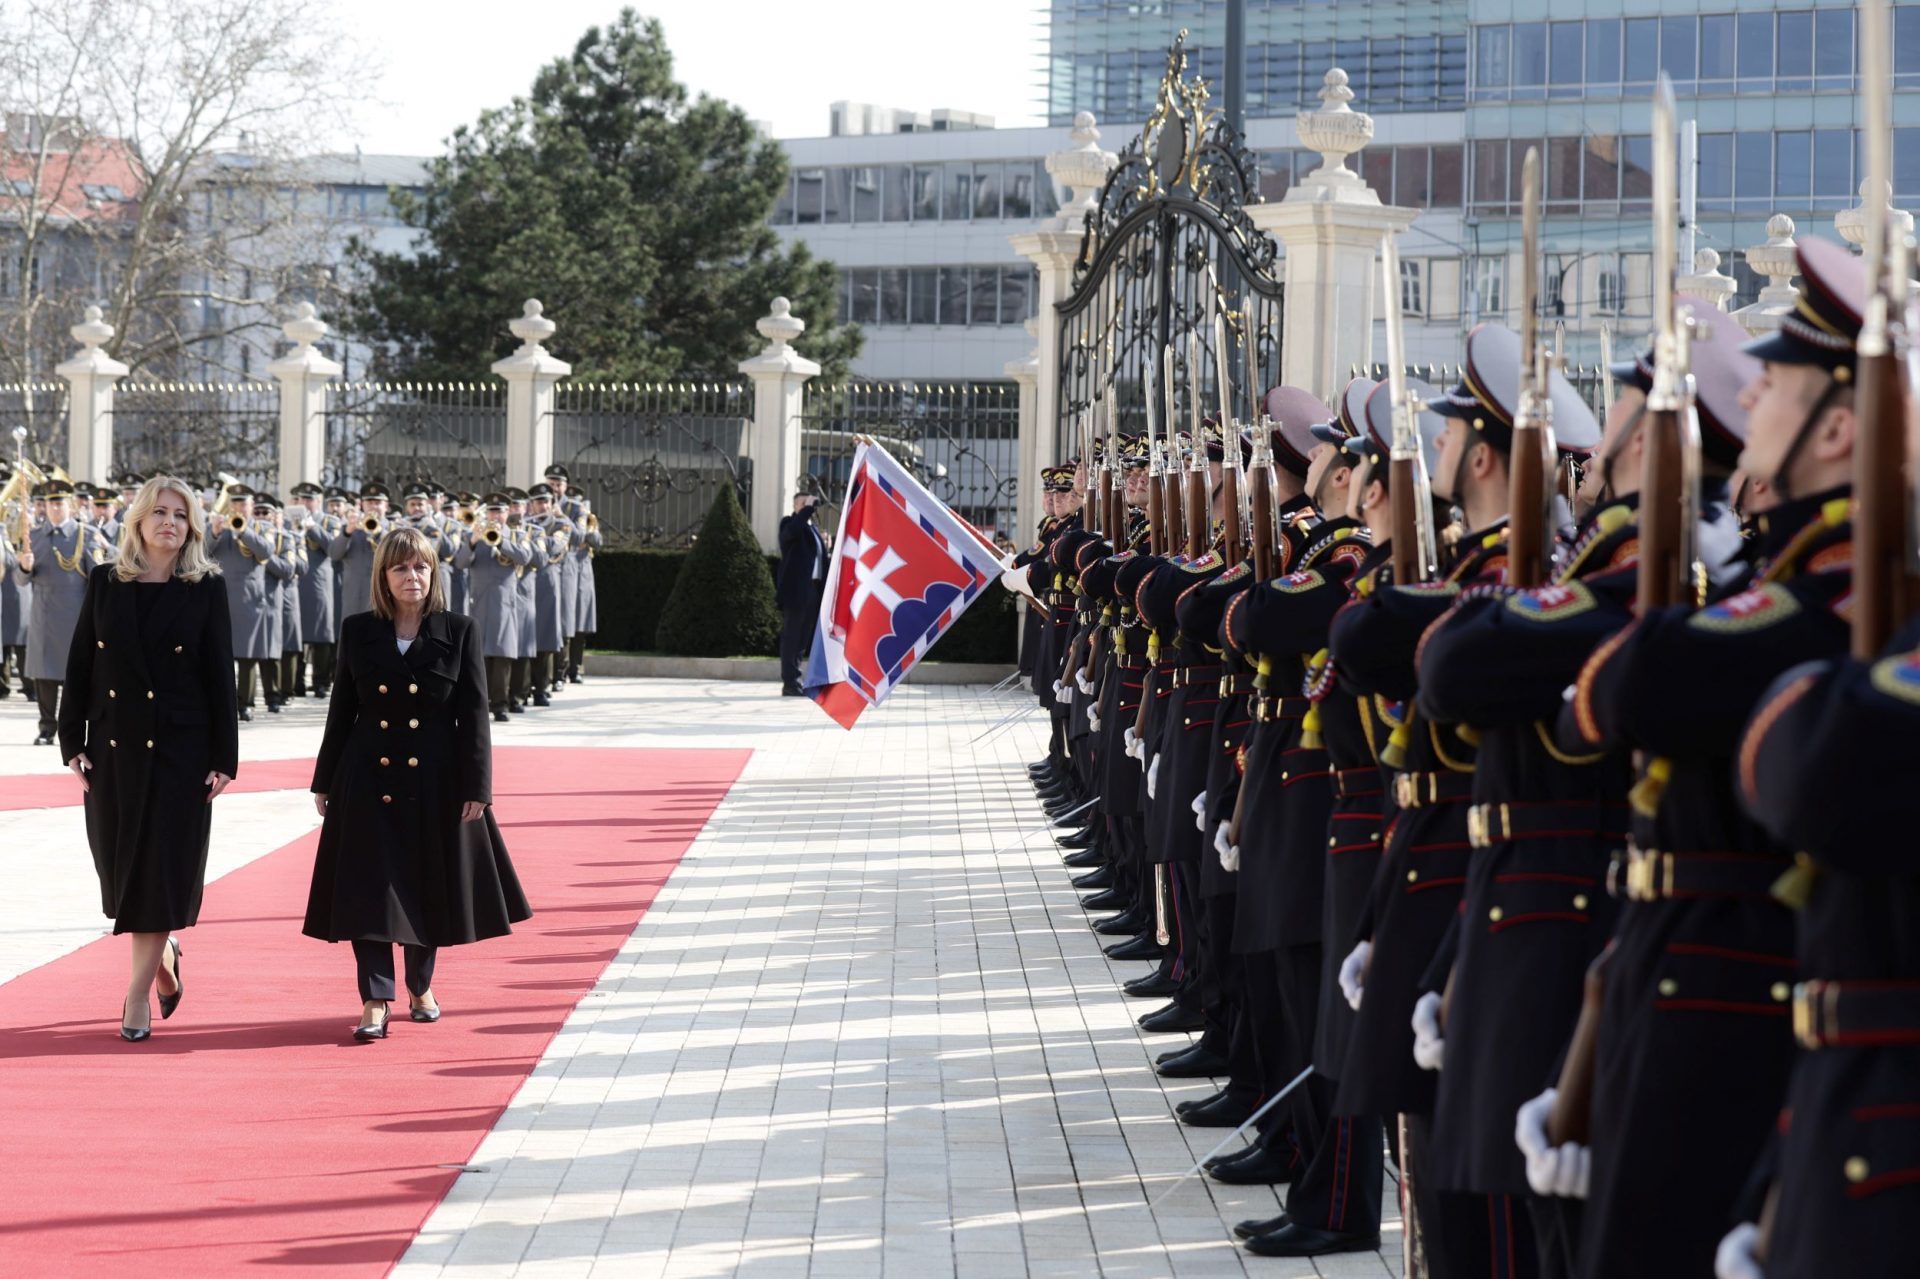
[59,566,239,932]
[303,610,531,1000]
[1737,623,1920,1279]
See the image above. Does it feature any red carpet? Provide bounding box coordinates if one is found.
[0,745,749,1276]
[0,757,317,811]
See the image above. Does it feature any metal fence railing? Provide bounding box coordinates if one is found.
[0,382,69,475]
[113,382,279,492]
[324,382,506,497]
[550,382,752,548]
[798,381,1020,546]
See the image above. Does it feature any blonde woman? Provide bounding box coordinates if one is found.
[60,475,239,1041]
[304,526,529,1041]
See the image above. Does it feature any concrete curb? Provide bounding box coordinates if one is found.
[586,653,1018,685]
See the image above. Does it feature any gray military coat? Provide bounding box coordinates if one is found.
[299,515,339,644]
[328,521,381,639]
[208,522,290,661]
[512,528,538,658]
[572,524,602,633]
[530,516,571,653]
[11,521,111,680]
[453,526,533,658]
[277,528,305,654]
[1,535,29,646]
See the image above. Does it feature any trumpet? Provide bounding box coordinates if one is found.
[585,513,599,533]
[362,513,383,535]
[229,512,249,533]
[480,522,503,547]
[458,509,477,526]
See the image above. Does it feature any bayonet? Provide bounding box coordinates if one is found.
[1380,231,1438,582]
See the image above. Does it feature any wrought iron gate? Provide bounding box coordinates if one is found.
[1055,33,1286,458]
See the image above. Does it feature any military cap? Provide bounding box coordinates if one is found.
[41,478,76,499]
[528,482,555,500]
[1262,386,1336,478]
[482,491,511,509]
[91,488,115,505]
[1311,377,1380,448]
[291,481,324,498]
[359,481,391,501]
[455,491,481,506]
[251,491,281,510]
[225,482,253,499]
[1355,377,1450,481]
[1118,434,1151,468]
[544,463,570,481]
[324,485,352,502]
[70,481,93,500]
[1041,465,1075,493]
[1742,236,1868,381]
[506,486,530,503]
[115,471,144,492]
[1430,322,1601,455]
[398,481,429,501]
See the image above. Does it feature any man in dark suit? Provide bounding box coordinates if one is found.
[776,493,829,696]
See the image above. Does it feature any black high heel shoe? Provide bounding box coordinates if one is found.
[158,937,184,1020]
[409,994,441,1023]
[120,994,150,1043]
[353,1004,390,1041]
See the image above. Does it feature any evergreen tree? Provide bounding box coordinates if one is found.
[655,482,781,657]
[346,10,858,380]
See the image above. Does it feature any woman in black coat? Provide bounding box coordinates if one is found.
[60,476,239,1041]
[304,525,530,1040]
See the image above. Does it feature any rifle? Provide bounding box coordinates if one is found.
[1146,353,1169,555]
[1507,145,1556,588]
[1242,299,1278,576]
[1380,231,1439,585]
[1215,311,1245,566]
[1852,0,1916,659]
[1184,330,1210,559]
[1161,345,1188,555]
[1104,399,1124,542]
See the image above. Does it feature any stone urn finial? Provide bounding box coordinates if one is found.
[1835,178,1915,250]
[1678,247,1736,311]
[756,297,806,356]
[508,299,557,355]
[282,300,329,353]
[1734,214,1803,337]
[1289,68,1378,204]
[1047,110,1118,230]
[72,304,114,351]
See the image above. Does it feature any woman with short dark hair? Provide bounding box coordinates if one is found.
[61,475,239,1041]
[304,525,531,1041]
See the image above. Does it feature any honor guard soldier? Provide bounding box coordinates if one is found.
[447,491,481,616]
[293,482,338,697]
[525,482,573,703]
[89,485,121,543]
[329,481,390,626]
[543,466,587,682]
[210,486,292,721]
[1,461,31,701]
[568,496,601,683]
[10,479,111,743]
[506,488,538,712]
[1561,239,1867,1279]
[455,493,532,722]
[258,493,305,709]
[399,481,455,607]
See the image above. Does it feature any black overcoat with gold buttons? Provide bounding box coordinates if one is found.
[58,565,240,931]
[303,609,530,947]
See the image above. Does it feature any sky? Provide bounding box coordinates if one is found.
[331,0,1050,156]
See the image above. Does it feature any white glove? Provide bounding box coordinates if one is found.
[1075,671,1094,696]
[1146,754,1160,799]
[1515,1088,1589,1198]
[1123,726,1140,760]
[1190,791,1208,831]
[1411,991,1445,1071]
[1086,702,1100,731]
[1714,1223,1765,1279]
[1338,941,1371,1011]
[1214,822,1240,872]
[1051,679,1067,700]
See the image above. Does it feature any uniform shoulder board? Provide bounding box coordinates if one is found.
[1503,580,1598,622]
[1266,568,1324,595]
[1180,551,1224,574]
[1688,582,1802,633]
[1216,561,1252,585]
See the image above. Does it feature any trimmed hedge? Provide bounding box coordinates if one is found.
[589,547,1018,663]
[655,486,783,656]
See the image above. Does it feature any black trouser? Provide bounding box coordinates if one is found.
[780,603,815,691]
[351,939,437,1003]
[486,656,512,714]
[1404,1111,1537,1279]
[236,658,278,708]
[308,641,336,693]
[535,650,559,695]
[1,643,24,695]
[510,656,531,704]
[280,652,301,699]
[34,677,60,737]
[567,633,587,679]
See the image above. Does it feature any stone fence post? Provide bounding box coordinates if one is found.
[57,306,127,482]
[268,302,342,495]
[492,300,570,490]
[1249,69,1417,403]
[738,298,820,552]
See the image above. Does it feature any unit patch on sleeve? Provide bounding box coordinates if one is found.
[1687,583,1801,634]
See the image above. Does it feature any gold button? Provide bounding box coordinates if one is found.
[96,640,104,649]
[108,689,116,698]
[1771,982,1791,1002]
[1407,870,1418,883]
[146,691,154,700]
[145,740,153,749]
[1845,1156,1871,1183]
[409,719,419,729]
[380,720,389,729]
[408,758,418,768]
[1280,771,1289,780]
[382,794,392,804]
[174,646,183,654]
[1573,894,1589,910]
[378,684,388,694]
[408,683,418,695]
[1658,978,1679,997]
[1489,907,1504,922]
[108,738,117,747]
[380,757,390,767]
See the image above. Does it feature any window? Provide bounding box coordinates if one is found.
[821,168,851,224]
[79,182,126,202]
[911,166,939,221]
[1625,19,1659,85]
[970,267,1000,327]
[1814,9,1853,83]
[794,168,823,224]
[1473,256,1505,317]
[1661,16,1697,85]
[851,167,882,223]
[1364,147,1393,197]
[1813,129,1851,199]
[1513,22,1547,95]
[1430,145,1464,207]
[1899,8,1920,89]
[1735,131,1771,201]
[1586,18,1621,86]
[1775,131,1811,199]
[849,268,879,323]
[1399,257,1424,316]
[942,163,972,221]
[1394,146,1431,208]
[1260,151,1293,202]
[1737,13,1773,89]
[1032,161,1060,218]
[1778,12,1813,88]
[939,267,969,325]
[1001,267,1032,325]
[1547,136,1583,206]
[973,162,1003,219]
[1476,26,1510,95]
[1699,15,1734,88]
[909,268,937,325]
[1596,262,1622,315]
[879,269,907,325]
[1621,136,1654,203]
[1698,133,1734,203]
[1585,134,1620,201]
[1898,128,1920,200]
[882,165,912,222]
[1004,163,1034,219]
[1471,138,1508,207]
[772,174,795,225]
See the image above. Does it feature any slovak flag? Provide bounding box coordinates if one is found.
[803,440,1008,728]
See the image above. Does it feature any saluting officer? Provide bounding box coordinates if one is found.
[329,481,391,628]
[11,479,112,743]
[455,493,533,722]
[209,486,291,721]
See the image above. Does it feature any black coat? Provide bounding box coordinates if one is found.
[303,610,530,947]
[775,509,828,610]
[59,565,239,932]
